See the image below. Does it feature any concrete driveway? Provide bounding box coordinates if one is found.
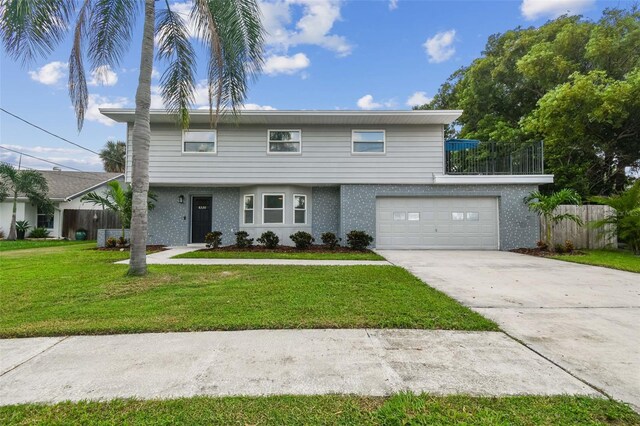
[379,250,640,411]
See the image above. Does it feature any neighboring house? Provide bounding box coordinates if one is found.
[0,170,123,238]
[100,109,553,250]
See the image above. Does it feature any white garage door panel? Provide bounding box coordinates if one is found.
[376,197,499,249]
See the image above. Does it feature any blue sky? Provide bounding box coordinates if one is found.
[0,0,626,171]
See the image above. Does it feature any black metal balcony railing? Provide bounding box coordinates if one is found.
[445,140,544,175]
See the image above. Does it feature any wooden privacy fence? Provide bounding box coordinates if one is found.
[62,209,122,240]
[540,205,617,249]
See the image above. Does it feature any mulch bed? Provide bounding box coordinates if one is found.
[198,244,373,254]
[94,245,168,253]
[510,247,585,257]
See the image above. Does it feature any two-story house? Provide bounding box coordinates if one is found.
[100,109,553,250]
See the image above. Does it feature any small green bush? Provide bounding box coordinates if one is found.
[205,231,223,249]
[346,230,373,251]
[290,231,314,249]
[257,231,279,249]
[553,243,566,254]
[235,231,254,248]
[105,237,117,248]
[321,232,340,249]
[117,236,128,247]
[28,227,50,238]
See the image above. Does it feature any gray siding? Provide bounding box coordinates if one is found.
[340,184,539,251]
[127,124,444,185]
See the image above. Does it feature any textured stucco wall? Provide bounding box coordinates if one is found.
[311,186,340,241]
[148,187,239,246]
[340,184,539,250]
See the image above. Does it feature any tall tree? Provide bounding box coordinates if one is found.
[99,140,126,173]
[417,7,640,197]
[0,163,53,241]
[1,0,265,275]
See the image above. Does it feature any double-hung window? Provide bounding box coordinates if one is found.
[293,194,307,224]
[37,207,54,229]
[268,130,301,153]
[263,194,285,224]
[183,130,216,153]
[243,195,254,224]
[352,130,385,154]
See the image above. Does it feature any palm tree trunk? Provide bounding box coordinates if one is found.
[7,191,18,240]
[128,0,155,276]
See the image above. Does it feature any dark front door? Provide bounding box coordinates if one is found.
[191,197,212,243]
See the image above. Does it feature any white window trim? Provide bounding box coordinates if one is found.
[267,129,302,155]
[262,193,285,224]
[243,194,255,225]
[351,129,386,155]
[36,208,54,229]
[293,194,307,225]
[182,129,217,155]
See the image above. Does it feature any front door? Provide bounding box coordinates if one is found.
[191,197,212,243]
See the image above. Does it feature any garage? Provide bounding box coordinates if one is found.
[376,197,499,249]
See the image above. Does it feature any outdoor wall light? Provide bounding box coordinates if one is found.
[178,195,185,204]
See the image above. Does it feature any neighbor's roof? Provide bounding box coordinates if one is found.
[100,109,462,126]
[35,171,123,201]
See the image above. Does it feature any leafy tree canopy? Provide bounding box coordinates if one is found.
[418,7,640,197]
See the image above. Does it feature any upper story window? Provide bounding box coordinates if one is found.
[37,207,54,229]
[263,194,285,224]
[352,130,385,154]
[243,194,254,225]
[293,194,307,224]
[183,130,216,153]
[268,130,301,154]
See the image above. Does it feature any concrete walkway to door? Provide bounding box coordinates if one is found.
[379,250,640,412]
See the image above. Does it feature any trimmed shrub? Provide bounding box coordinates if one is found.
[290,231,314,249]
[117,236,128,247]
[105,237,117,248]
[257,231,279,249]
[564,240,575,253]
[28,227,50,238]
[235,231,254,248]
[321,232,340,249]
[553,243,566,254]
[346,230,373,251]
[205,231,223,249]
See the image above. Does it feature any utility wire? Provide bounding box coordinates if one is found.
[0,145,85,172]
[0,107,126,166]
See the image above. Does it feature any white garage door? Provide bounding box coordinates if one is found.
[376,197,499,250]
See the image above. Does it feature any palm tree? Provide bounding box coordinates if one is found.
[99,141,126,173]
[525,189,584,249]
[81,180,156,242]
[0,163,53,241]
[590,181,640,254]
[1,0,264,275]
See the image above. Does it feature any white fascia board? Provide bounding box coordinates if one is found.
[433,175,554,185]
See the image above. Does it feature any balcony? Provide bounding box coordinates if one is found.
[445,140,544,175]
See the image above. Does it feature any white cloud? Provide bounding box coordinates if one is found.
[406,91,432,107]
[241,103,277,110]
[423,29,456,63]
[151,83,277,110]
[151,67,160,80]
[263,53,310,75]
[357,94,396,110]
[389,0,398,10]
[0,144,102,171]
[28,61,68,85]
[88,65,118,87]
[86,94,129,126]
[520,0,594,20]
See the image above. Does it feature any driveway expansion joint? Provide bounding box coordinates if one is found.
[0,336,69,378]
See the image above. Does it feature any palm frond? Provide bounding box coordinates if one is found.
[87,0,139,69]
[1,0,76,65]
[156,3,197,128]
[68,0,90,131]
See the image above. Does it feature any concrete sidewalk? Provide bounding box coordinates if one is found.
[0,329,599,405]
[114,246,391,266]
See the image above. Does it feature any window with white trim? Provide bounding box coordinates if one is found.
[268,130,301,153]
[352,130,385,153]
[37,207,54,229]
[243,195,254,224]
[183,130,216,153]
[263,194,285,224]
[293,194,307,224]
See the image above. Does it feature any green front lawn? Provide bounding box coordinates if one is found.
[2,394,637,425]
[0,244,496,337]
[175,249,385,261]
[0,239,89,252]
[552,249,640,273]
